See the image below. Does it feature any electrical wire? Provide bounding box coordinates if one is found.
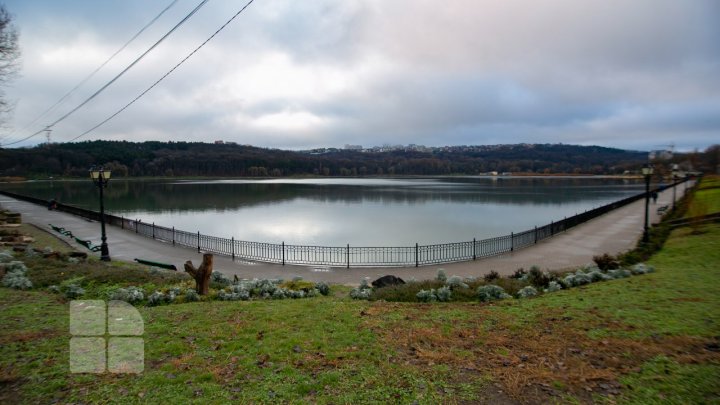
[2,0,180,142]
[1,0,210,147]
[68,0,256,142]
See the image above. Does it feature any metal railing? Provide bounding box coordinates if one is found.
[0,179,688,268]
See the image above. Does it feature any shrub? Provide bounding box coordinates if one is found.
[416,289,437,303]
[110,286,145,304]
[436,286,452,302]
[511,268,527,279]
[436,269,447,282]
[517,286,538,299]
[476,285,511,302]
[350,287,372,300]
[446,275,469,290]
[3,271,33,290]
[593,253,620,270]
[527,266,552,288]
[314,281,330,296]
[607,268,632,279]
[211,271,231,287]
[632,263,655,275]
[63,284,85,299]
[359,278,371,289]
[24,248,39,258]
[271,288,287,300]
[184,289,200,302]
[544,281,563,293]
[0,250,13,263]
[47,285,61,294]
[483,270,500,282]
[148,291,170,306]
[573,271,592,285]
[587,270,611,282]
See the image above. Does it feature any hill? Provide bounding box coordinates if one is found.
[0,141,650,178]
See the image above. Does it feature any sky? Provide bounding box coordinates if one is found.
[1,0,718,151]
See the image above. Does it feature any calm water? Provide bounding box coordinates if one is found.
[2,177,645,246]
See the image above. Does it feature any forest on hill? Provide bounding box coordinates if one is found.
[0,141,716,178]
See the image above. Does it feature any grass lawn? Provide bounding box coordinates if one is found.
[1,178,719,403]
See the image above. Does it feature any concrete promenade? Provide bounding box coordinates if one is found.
[0,183,688,285]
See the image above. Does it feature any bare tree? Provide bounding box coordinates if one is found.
[0,4,19,125]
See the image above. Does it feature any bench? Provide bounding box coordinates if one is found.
[657,205,669,214]
[134,258,177,271]
[74,237,102,252]
[49,224,73,237]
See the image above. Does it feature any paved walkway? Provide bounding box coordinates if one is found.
[0,184,687,284]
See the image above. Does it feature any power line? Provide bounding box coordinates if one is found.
[1,0,210,147]
[3,0,180,142]
[69,0,257,142]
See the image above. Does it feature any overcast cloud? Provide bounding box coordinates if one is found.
[1,0,718,151]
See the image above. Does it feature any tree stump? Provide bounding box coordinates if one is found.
[184,253,213,295]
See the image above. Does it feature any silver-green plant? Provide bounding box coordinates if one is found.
[607,268,632,279]
[436,269,447,282]
[63,284,85,299]
[544,281,563,293]
[110,286,145,304]
[416,289,438,302]
[314,281,330,296]
[147,291,169,306]
[436,286,452,302]
[184,289,200,302]
[2,261,32,290]
[631,263,655,275]
[446,275,469,290]
[517,285,538,299]
[587,270,612,282]
[211,271,231,286]
[0,250,13,263]
[350,285,372,300]
[476,285,511,302]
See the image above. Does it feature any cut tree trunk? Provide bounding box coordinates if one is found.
[184,253,213,295]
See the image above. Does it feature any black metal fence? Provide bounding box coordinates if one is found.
[0,179,687,268]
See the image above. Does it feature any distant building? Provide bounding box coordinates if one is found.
[214,140,224,144]
[344,144,362,150]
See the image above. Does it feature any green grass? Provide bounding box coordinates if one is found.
[686,174,720,217]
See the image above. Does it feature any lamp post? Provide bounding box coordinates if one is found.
[642,164,653,244]
[671,164,679,212]
[90,166,112,261]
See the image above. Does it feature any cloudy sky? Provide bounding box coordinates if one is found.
[1,0,718,151]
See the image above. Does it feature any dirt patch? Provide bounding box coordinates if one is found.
[361,302,720,404]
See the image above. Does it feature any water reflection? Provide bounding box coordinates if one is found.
[1,177,645,245]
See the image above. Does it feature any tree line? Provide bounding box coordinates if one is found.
[0,141,717,179]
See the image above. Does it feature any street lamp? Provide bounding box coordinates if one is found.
[642,164,653,243]
[671,164,679,212]
[90,166,112,261]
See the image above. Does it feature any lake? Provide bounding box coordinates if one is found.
[1,177,645,246]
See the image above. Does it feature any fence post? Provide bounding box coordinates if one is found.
[136,219,139,234]
[346,244,350,269]
[231,237,235,260]
[550,220,554,236]
[415,243,419,267]
[511,232,514,252]
[172,227,175,246]
[473,238,476,260]
[152,222,155,239]
[534,226,537,244]
[197,231,200,253]
[121,216,124,230]
[282,242,285,266]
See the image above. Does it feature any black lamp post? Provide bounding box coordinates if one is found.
[642,164,653,243]
[90,166,111,261]
[671,164,679,212]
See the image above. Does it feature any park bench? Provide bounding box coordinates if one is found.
[134,258,177,271]
[49,224,73,237]
[74,237,102,252]
[657,205,669,215]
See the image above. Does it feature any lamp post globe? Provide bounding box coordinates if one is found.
[641,164,653,244]
[90,166,112,261]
